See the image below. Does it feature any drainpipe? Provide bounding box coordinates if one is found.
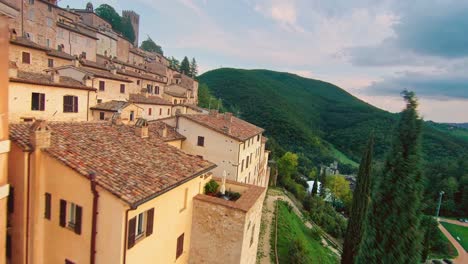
[87,90,90,121]
[122,206,136,264]
[89,172,99,264]
[25,150,32,264]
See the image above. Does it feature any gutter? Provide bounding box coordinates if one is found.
[89,172,99,264]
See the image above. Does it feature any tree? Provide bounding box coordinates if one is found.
[319,169,327,198]
[140,36,164,55]
[327,175,352,208]
[180,56,191,75]
[95,4,135,43]
[168,57,180,71]
[190,58,198,77]
[120,17,135,44]
[277,152,299,180]
[356,91,424,263]
[311,174,319,196]
[341,135,374,264]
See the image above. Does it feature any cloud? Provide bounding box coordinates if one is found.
[253,0,304,32]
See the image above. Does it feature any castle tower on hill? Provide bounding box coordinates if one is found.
[122,10,140,47]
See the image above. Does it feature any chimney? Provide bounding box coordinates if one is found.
[51,70,60,83]
[8,62,18,78]
[135,118,149,138]
[224,112,233,122]
[161,124,168,138]
[73,59,80,67]
[84,75,92,87]
[29,120,51,149]
[111,113,123,126]
[10,29,17,40]
[111,68,117,75]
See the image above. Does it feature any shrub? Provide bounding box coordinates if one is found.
[289,238,308,264]
[204,180,219,194]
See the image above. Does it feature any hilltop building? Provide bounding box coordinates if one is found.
[122,10,140,46]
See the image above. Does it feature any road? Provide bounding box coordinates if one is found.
[437,221,467,264]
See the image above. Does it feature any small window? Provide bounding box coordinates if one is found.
[130,111,134,121]
[22,52,31,64]
[176,233,184,259]
[155,86,159,94]
[48,58,54,68]
[127,208,154,249]
[99,112,105,120]
[46,39,50,47]
[250,224,255,246]
[99,81,105,91]
[68,203,78,227]
[159,108,162,116]
[148,108,152,116]
[8,186,14,214]
[257,135,260,142]
[246,156,249,168]
[241,160,244,172]
[59,200,82,235]
[136,212,145,238]
[97,99,102,104]
[167,109,170,115]
[197,136,204,147]
[45,193,51,219]
[29,0,34,4]
[137,80,140,85]
[31,93,45,111]
[120,84,125,94]
[48,4,52,12]
[174,99,178,104]
[147,84,153,94]
[63,96,78,113]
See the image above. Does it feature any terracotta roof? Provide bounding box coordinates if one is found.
[57,21,99,40]
[165,85,189,98]
[10,37,49,51]
[183,104,205,113]
[148,121,186,142]
[117,69,165,83]
[129,94,172,106]
[90,101,136,112]
[179,113,264,141]
[80,59,109,71]
[10,122,216,206]
[46,49,75,60]
[10,71,96,91]
[80,66,133,83]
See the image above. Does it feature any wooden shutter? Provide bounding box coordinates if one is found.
[74,205,82,235]
[59,199,66,227]
[176,233,184,258]
[8,186,14,213]
[63,96,71,112]
[39,93,45,111]
[73,96,78,113]
[22,52,30,64]
[44,193,51,219]
[128,217,136,249]
[146,208,154,237]
[99,81,105,91]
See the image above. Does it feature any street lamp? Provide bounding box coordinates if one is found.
[435,191,444,219]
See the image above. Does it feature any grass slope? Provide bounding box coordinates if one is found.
[441,222,468,251]
[276,201,337,263]
[199,68,468,167]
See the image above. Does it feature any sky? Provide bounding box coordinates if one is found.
[59,0,468,123]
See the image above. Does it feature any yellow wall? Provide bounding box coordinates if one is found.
[166,140,182,149]
[238,135,263,185]
[91,105,143,125]
[9,44,72,73]
[94,77,133,102]
[8,82,95,123]
[178,117,240,180]
[137,103,172,121]
[239,190,265,264]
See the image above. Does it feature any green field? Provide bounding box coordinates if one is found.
[441,222,468,251]
[330,146,359,167]
[276,201,338,263]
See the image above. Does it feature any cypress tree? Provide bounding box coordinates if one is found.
[319,169,327,198]
[180,56,191,75]
[341,134,374,264]
[311,174,319,196]
[356,91,424,263]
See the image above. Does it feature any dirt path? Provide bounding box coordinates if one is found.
[440,218,468,227]
[438,223,467,264]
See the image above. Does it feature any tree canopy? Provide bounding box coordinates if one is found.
[95,4,135,43]
[140,36,164,55]
[180,56,191,75]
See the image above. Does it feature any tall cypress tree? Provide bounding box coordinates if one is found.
[180,56,191,75]
[356,91,424,263]
[341,134,374,264]
[311,174,319,196]
[319,169,327,198]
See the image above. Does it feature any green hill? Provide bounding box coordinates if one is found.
[199,68,468,216]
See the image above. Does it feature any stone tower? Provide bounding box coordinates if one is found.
[122,10,140,47]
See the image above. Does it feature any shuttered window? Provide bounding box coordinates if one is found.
[31,93,45,111]
[59,199,82,235]
[99,81,105,91]
[128,217,136,249]
[63,95,78,113]
[45,193,51,220]
[146,208,154,237]
[176,233,184,259]
[59,199,66,227]
[197,136,205,147]
[159,108,162,116]
[120,84,125,94]
[48,58,54,68]
[22,52,31,64]
[127,208,154,249]
[148,108,152,116]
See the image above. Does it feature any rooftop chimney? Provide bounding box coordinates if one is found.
[84,75,92,87]
[29,120,51,149]
[161,124,168,138]
[135,118,149,138]
[51,70,60,83]
[73,59,80,67]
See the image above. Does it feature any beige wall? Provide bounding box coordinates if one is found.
[238,135,263,185]
[167,140,183,149]
[178,117,240,180]
[8,82,95,123]
[129,51,144,65]
[239,190,265,264]
[94,78,133,102]
[9,44,72,73]
[91,105,143,125]
[117,36,130,63]
[57,27,97,62]
[137,103,172,121]
[97,32,117,58]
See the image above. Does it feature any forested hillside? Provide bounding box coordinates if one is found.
[199,68,468,216]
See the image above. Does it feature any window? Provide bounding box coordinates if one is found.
[28,10,34,21]
[8,186,14,214]
[148,108,152,116]
[46,39,50,48]
[159,108,162,116]
[167,109,170,115]
[63,95,78,113]
[29,0,34,4]
[120,84,125,94]
[257,135,260,141]
[130,111,135,121]
[246,156,249,168]
[147,84,153,94]
[22,52,31,64]
[97,99,102,104]
[31,93,45,111]
[48,4,52,12]
[127,208,154,249]
[155,86,159,94]
[48,58,54,68]
[250,224,255,246]
[176,233,184,259]
[99,112,105,120]
[137,80,140,85]
[241,160,244,172]
[45,193,51,220]
[99,81,105,91]
[197,136,205,147]
[59,200,82,235]
[174,99,178,104]
[46,17,53,27]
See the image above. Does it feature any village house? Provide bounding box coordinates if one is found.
[164,111,270,187]
[129,93,173,121]
[1,1,19,262]
[89,100,142,124]
[7,120,265,264]
[8,63,97,123]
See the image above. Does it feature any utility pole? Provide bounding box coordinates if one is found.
[435,191,444,219]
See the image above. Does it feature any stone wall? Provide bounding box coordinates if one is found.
[9,44,72,72]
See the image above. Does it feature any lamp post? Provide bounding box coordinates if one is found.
[435,191,444,220]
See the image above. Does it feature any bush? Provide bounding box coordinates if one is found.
[288,238,308,264]
[204,180,219,194]
[307,196,347,239]
[226,191,241,201]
